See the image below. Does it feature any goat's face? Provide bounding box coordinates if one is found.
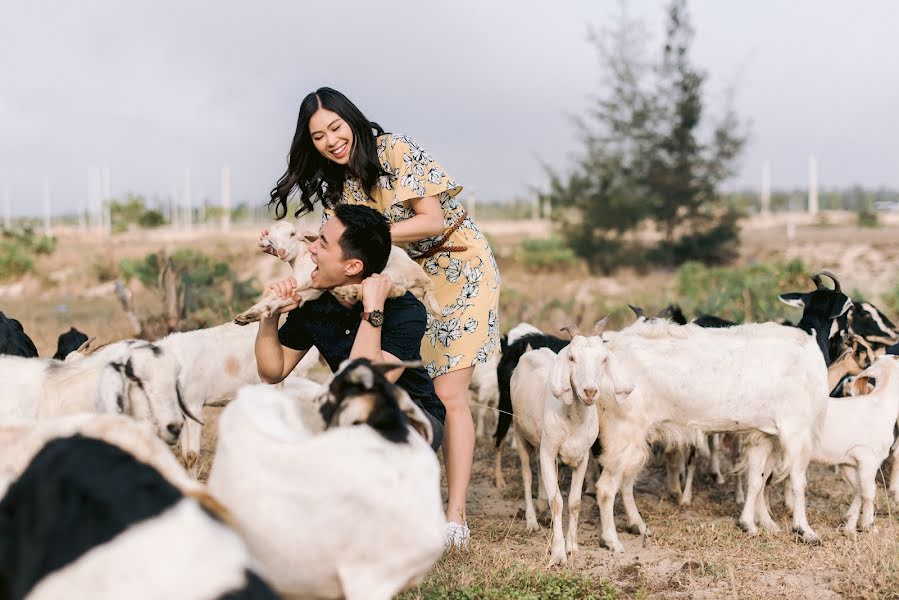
[98,343,185,445]
[262,221,318,263]
[849,302,899,347]
[550,336,607,406]
[318,359,433,445]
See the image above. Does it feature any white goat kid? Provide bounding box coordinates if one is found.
[774,355,899,536]
[208,359,444,600]
[234,220,439,324]
[510,323,603,566]
[0,340,188,445]
[594,321,828,553]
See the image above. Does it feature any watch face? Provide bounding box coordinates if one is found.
[369,310,385,327]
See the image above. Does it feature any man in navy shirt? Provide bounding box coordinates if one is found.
[254,204,444,450]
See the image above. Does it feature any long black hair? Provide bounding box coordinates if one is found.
[269,87,388,219]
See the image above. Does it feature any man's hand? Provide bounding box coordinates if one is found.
[259,228,277,256]
[361,273,393,312]
[263,276,300,315]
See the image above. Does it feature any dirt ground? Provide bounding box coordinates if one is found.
[3,213,899,598]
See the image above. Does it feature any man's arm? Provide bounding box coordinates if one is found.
[255,276,307,384]
[349,273,405,383]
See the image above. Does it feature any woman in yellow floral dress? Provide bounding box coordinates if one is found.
[268,87,500,548]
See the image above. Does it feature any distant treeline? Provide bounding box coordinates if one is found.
[724,185,899,214]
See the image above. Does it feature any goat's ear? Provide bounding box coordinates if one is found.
[604,354,635,405]
[395,392,433,444]
[300,229,319,243]
[778,292,805,309]
[549,347,573,405]
[830,296,853,319]
[343,366,375,389]
[97,363,128,414]
[849,375,873,397]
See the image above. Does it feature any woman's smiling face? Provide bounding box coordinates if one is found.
[309,107,353,165]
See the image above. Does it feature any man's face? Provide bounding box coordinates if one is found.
[309,217,363,290]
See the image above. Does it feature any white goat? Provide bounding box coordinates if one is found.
[593,320,828,552]
[234,220,440,325]
[153,321,321,475]
[208,359,445,600]
[510,323,603,566]
[756,356,899,536]
[0,340,187,445]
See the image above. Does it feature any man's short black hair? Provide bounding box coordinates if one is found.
[333,204,391,277]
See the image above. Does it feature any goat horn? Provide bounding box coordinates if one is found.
[627,305,645,318]
[812,270,841,293]
[75,336,97,355]
[370,360,422,376]
[178,395,204,426]
[560,324,580,339]
[594,317,610,337]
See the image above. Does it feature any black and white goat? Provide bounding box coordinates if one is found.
[208,359,445,600]
[0,434,277,600]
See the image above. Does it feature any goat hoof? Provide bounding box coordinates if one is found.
[525,518,540,532]
[737,519,759,536]
[548,549,567,566]
[793,527,821,545]
[678,496,693,507]
[715,475,726,485]
[627,524,644,536]
[600,537,625,554]
[759,521,781,534]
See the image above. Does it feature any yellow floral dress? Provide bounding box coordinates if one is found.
[326,133,501,378]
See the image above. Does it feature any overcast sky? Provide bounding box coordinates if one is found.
[2,0,898,216]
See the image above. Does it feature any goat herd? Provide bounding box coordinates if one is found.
[0,266,897,599]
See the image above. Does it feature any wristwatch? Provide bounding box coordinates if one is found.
[360,309,384,327]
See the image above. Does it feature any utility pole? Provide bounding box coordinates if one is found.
[42,178,53,238]
[102,166,111,235]
[221,166,231,232]
[183,168,192,232]
[3,181,10,230]
[808,155,819,216]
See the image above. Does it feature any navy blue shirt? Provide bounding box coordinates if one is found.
[278,291,446,423]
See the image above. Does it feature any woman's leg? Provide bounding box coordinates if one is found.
[434,366,475,524]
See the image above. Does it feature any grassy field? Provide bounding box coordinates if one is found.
[3,213,899,598]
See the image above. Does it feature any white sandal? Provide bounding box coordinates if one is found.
[444,521,470,550]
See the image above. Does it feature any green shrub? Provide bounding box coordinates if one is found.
[857,207,879,228]
[676,258,808,323]
[137,209,166,228]
[519,237,578,271]
[0,242,34,280]
[120,248,260,326]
